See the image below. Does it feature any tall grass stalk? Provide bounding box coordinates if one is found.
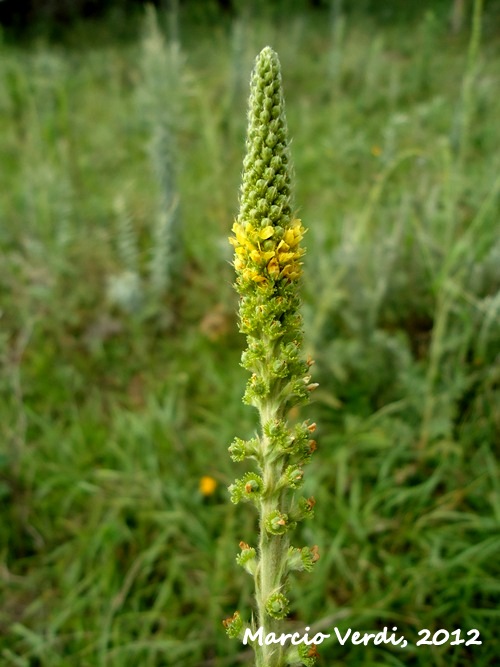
[421,0,486,447]
[109,6,183,317]
[142,5,182,300]
[134,2,182,311]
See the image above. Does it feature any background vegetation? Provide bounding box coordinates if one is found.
[1,1,499,665]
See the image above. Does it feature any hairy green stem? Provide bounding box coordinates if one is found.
[256,397,288,666]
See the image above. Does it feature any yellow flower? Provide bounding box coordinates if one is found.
[277,251,296,265]
[229,222,248,246]
[280,264,301,281]
[230,217,306,286]
[242,268,267,283]
[258,226,275,240]
[234,257,245,272]
[199,475,217,496]
[267,257,280,278]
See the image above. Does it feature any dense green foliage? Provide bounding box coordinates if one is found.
[1,3,499,666]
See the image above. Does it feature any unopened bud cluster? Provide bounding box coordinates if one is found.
[225,47,319,667]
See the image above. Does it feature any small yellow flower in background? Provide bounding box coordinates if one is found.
[199,475,217,496]
[371,144,382,157]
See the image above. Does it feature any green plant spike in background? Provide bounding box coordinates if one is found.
[224,46,320,667]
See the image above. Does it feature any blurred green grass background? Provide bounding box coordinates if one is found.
[0,1,499,665]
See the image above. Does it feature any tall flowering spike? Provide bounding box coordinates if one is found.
[226,47,318,667]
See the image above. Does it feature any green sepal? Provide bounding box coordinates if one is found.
[263,418,304,458]
[243,373,270,405]
[295,421,318,462]
[279,464,304,490]
[236,544,257,575]
[264,418,289,451]
[286,643,318,666]
[290,496,316,522]
[265,592,290,620]
[282,378,310,411]
[287,545,320,573]
[228,436,260,462]
[240,338,267,371]
[228,472,264,505]
[222,611,244,639]
[265,509,295,535]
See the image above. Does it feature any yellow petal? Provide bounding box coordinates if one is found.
[252,273,267,283]
[242,269,266,283]
[277,251,296,264]
[283,229,299,246]
[280,264,301,280]
[267,257,280,278]
[232,222,248,245]
[258,226,274,240]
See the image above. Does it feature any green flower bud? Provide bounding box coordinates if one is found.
[236,541,257,575]
[281,464,304,489]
